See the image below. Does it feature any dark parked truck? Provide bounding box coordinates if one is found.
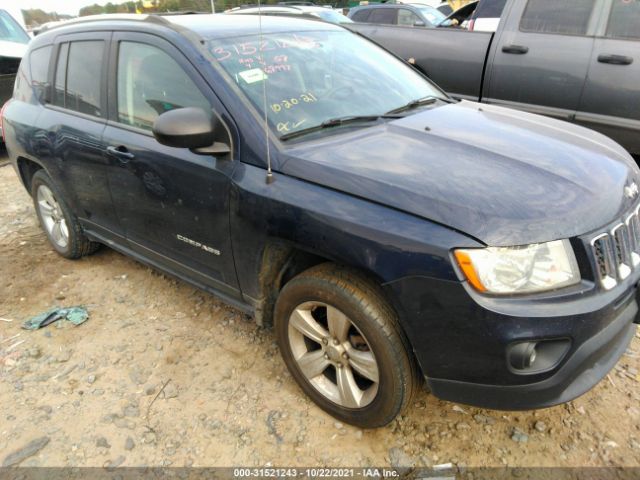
[3,14,640,428]
[348,0,640,157]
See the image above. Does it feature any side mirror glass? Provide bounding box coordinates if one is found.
[152,107,230,155]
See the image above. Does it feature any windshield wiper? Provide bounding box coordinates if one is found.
[385,95,454,115]
[280,115,390,142]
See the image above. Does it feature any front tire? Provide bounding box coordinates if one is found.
[31,170,100,259]
[274,264,418,428]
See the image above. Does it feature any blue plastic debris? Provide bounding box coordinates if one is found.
[22,307,89,330]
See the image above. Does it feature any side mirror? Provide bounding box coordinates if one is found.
[413,20,426,27]
[152,107,231,155]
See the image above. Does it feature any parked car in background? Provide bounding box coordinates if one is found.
[1,6,28,31]
[436,3,453,15]
[438,0,477,27]
[349,0,640,157]
[226,5,353,23]
[468,0,505,31]
[0,8,30,138]
[349,3,446,27]
[4,13,640,428]
[405,0,452,14]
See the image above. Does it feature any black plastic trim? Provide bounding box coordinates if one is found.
[427,300,637,410]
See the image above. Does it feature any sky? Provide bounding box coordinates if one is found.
[5,1,111,16]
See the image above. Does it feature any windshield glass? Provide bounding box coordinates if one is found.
[415,6,447,24]
[0,10,29,44]
[314,10,353,23]
[209,30,445,139]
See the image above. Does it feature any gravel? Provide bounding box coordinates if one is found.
[2,437,50,467]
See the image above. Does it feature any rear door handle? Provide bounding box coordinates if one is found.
[502,44,529,55]
[597,54,633,65]
[106,145,135,164]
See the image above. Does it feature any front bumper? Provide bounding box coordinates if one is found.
[428,298,636,410]
[384,275,638,411]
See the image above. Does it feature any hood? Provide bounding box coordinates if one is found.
[0,40,27,59]
[280,101,640,246]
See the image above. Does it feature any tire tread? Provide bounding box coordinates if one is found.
[31,170,100,260]
[276,262,420,427]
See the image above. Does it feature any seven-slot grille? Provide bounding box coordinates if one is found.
[590,206,640,290]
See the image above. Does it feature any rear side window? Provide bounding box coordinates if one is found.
[116,42,208,131]
[53,43,68,108]
[606,0,640,40]
[520,0,596,36]
[29,45,52,104]
[472,0,506,19]
[368,8,397,25]
[397,9,421,26]
[53,41,104,117]
[351,9,371,22]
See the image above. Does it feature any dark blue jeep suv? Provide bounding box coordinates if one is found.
[4,13,639,428]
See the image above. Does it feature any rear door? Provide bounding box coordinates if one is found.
[576,0,640,156]
[485,0,599,121]
[34,32,122,239]
[102,32,241,298]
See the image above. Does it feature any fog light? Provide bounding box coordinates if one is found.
[509,342,538,370]
[508,339,571,374]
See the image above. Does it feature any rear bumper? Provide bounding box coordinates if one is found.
[427,300,637,410]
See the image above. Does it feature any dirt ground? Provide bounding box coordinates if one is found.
[1,155,640,470]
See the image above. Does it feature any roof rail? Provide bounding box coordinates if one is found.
[228,4,304,11]
[152,10,208,15]
[37,13,171,34]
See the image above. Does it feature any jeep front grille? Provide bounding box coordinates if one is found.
[590,207,640,290]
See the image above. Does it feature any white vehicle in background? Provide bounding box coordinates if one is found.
[225,4,353,23]
[1,5,27,30]
[0,6,30,138]
[0,6,29,61]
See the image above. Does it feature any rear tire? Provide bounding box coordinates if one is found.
[274,263,418,428]
[31,170,100,259]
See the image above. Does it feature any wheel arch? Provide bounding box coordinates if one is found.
[254,240,396,328]
[16,157,45,195]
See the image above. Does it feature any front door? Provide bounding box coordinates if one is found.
[576,0,640,156]
[485,0,598,121]
[103,32,240,298]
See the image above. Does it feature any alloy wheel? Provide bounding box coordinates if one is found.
[287,301,379,408]
[36,185,69,249]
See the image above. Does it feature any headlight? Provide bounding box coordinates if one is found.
[454,239,580,294]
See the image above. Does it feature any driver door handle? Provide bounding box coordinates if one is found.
[502,44,529,55]
[597,54,633,65]
[106,145,135,164]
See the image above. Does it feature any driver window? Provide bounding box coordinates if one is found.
[117,41,208,131]
[398,9,421,26]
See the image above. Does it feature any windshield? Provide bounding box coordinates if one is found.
[415,6,447,25]
[209,30,445,139]
[314,10,353,23]
[0,10,29,44]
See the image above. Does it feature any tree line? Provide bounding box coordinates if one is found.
[21,0,338,26]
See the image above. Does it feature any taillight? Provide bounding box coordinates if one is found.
[468,19,475,31]
[0,99,10,143]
